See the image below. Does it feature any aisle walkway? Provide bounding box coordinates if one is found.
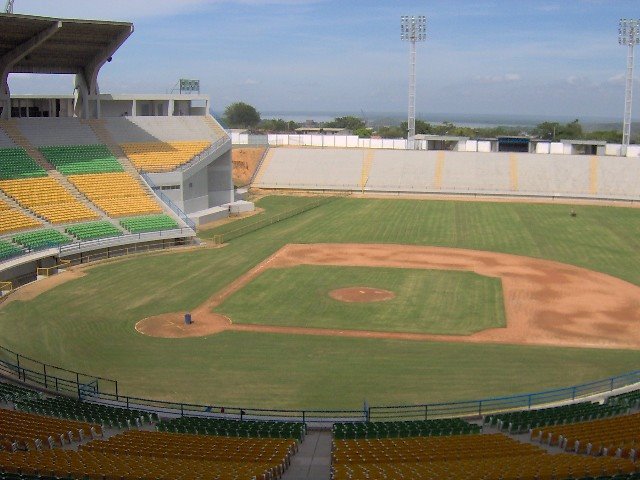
[283,430,332,480]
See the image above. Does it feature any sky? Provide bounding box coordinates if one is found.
[7,0,640,120]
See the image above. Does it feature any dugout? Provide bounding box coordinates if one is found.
[417,135,468,151]
[498,136,531,153]
[561,139,606,156]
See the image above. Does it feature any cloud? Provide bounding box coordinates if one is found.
[474,73,521,84]
[536,4,561,12]
[607,73,626,86]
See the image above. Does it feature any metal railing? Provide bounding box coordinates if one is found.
[139,173,197,230]
[1,342,639,424]
[210,194,342,244]
[0,345,118,399]
[36,259,71,277]
[58,228,195,255]
[176,136,230,173]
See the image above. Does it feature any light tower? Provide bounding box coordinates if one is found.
[401,15,426,150]
[618,19,640,156]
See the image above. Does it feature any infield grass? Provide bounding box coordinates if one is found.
[1,195,640,409]
[215,265,505,334]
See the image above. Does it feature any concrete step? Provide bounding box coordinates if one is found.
[281,431,332,480]
[47,170,110,222]
[0,121,55,171]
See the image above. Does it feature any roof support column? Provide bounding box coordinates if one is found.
[0,20,62,119]
[73,25,133,119]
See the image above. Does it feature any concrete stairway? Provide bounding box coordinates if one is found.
[204,115,227,140]
[0,120,55,171]
[282,431,332,480]
[251,148,276,187]
[0,121,122,232]
[84,119,156,197]
[47,170,123,229]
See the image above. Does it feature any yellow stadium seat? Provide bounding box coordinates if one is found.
[0,178,98,224]
[121,141,210,172]
[68,172,162,218]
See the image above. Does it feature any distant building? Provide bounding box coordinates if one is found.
[295,127,351,136]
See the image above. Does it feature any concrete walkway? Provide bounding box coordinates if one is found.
[283,430,332,480]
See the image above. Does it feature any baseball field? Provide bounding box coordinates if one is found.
[1,195,640,410]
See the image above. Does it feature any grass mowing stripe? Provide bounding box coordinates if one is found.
[215,265,505,335]
[1,195,640,408]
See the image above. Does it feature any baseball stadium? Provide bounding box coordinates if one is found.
[1,5,640,480]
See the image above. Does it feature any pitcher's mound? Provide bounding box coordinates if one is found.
[329,287,395,303]
[136,312,231,338]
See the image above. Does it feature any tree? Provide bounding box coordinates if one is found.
[223,102,261,129]
[375,125,405,138]
[533,119,583,141]
[354,127,372,138]
[325,116,365,131]
[259,118,299,133]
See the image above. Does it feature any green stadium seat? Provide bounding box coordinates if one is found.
[64,221,123,241]
[12,229,71,250]
[0,240,23,261]
[120,214,179,233]
[0,148,47,180]
[39,145,123,176]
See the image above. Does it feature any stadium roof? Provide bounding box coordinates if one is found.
[0,13,133,75]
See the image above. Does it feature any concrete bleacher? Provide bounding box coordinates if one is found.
[365,150,438,192]
[599,158,640,199]
[440,152,511,193]
[0,127,16,148]
[256,148,640,200]
[256,148,363,190]
[14,118,100,146]
[104,116,223,144]
[518,155,591,197]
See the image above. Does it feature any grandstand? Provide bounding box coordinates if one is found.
[5,7,640,480]
[0,11,242,290]
[254,148,640,200]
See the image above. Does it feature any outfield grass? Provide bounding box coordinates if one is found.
[215,265,505,334]
[1,195,640,409]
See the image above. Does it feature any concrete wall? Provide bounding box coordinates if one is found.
[256,147,640,200]
[207,149,234,207]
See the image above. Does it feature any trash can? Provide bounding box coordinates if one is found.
[184,313,192,325]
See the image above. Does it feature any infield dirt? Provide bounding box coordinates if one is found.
[136,243,640,349]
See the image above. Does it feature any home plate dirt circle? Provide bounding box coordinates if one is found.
[329,287,396,303]
[135,312,231,338]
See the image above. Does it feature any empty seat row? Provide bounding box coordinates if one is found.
[39,145,123,176]
[0,409,100,452]
[331,433,635,480]
[0,178,98,224]
[333,419,480,440]
[0,240,23,261]
[12,229,71,250]
[0,382,41,403]
[0,209,40,236]
[121,141,210,172]
[0,148,46,180]
[485,401,628,434]
[158,416,306,442]
[67,173,162,217]
[119,214,178,233]
[533,411,640,457]
[15,398,155,430]
[64,221,123,241]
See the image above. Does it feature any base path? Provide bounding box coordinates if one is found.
[136,243,640,349]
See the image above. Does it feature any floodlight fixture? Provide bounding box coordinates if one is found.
[618,19,640,155]
[401,15,427,149]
